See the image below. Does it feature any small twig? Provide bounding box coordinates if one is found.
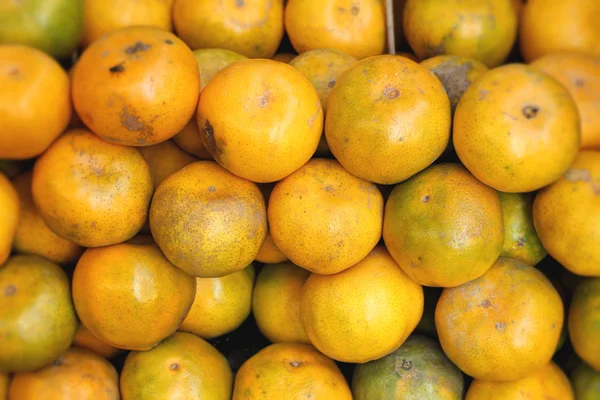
[385,0,396,55]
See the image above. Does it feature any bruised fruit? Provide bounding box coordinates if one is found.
[0,173,18,265]
[569,278,600,371]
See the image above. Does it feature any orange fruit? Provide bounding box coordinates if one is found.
[31,129,153,248]
[383,163,504,287]
[173,0,283,58]
[12,172,82,265]
[272,53,297,63]
[268,158,383,275]
[252,262,311,344]
[73,324,123,360]
[0,373,7,399]
[352,335,464,400]
[531,53,600,150]
[533,151,600,276]
[520,0,600,62]
[0,45,71,160]
[453,63,580,192]
[121,332,233,400]
[465,361,574,400]
[72,26,200,146]
[72,242,196,350]
[435,257,564,381]
[255,233,288,264]
[572,362,600,400]
[0,255,78,373]
[82,0,172,47]
[325,55,451,184]
[193,48,247,91]
[179,264,255,339]
[197,58,323,183]
[300,246,424,363]
[285,0,386,60]
[403,0,519,67]
[233,343,352,400]
[8,347,119,400]
[139,139,197,189]
[0,173,18,265]
[569,278,600,371]
[172,118,214,160]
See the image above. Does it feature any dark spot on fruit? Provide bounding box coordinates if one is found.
[125,41,152,54]
[430,60,473,112]
[170,363,179,371]
[517,237,525,247]
[552,323,556,329]
[418,256,422,261]
[236,0,244,7]
[480,299,492,307]
[208,186,216,192]
[4,285,16,296]
[421,195,430,203]
[120,106,146,132]
[522,105,539,119]
[259,93,269,107]
[350,6,360,15]
[344,138,349,143]
[328,80,336,88]
[7,67,20,77]
[324,185,332,191]
[394,358,412,372]
[299,196,302,199]
[165,39,173,45]
[109,63,125,73]
[574,78,584,88]
[290,360,302,367]
[495,321,507,331]
[383,86,400,99]
[53,357,64,366]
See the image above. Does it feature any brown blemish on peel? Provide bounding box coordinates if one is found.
[125,41,152,55]
[394,358,413,373]
[289,360,302,367]
[479,299,492,307]
[430,60,473,111]
[109,63,125,73]
[170,363,179,371]
[4,285,16,296]
[421,195,430,203]
[517,237,525,247]
[120,106,146,132]
[522,105,539,119]
[328,80,336,88]
[383,86,400,99]
[350,6,360,15]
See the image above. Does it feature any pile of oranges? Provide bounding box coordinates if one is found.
[1,0,599,399]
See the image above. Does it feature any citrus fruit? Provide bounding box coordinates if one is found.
[572,362,600,400]
[435,257,564,381]
[138,139,197,189]
[268,158,383,275]
[73,324,123,360]
[120,332,233,400]
[300,246,424,363]
[8,347,119,400]
[72,26,200,146]
[383,163,504,287]
[196,58,323,183]
[252,262,311,344]
[0,255,78,373]
[352,335,464,400]
[255,233,288,264]
[0,45,71,160]
[31,129,153,247]
[193,48,247,91]
[72,242,196,351]
[172,118,213,160]
[150,161,267,277]
[0,173,18,265]
[233,342,352,400]
[0,373,7,399]
[569,278,600,370]
[453,63,580,192]
[325,55,451,184]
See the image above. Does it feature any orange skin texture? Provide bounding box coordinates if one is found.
[0,373,7,399]
[453,63,581,193]
[533,151,600,276]
[121,332,232,400]
[0,255,78,373]
[82,0,172,47]
[289,48,358,113]
[31,129,153,248]
[193,48,247,91]
[268,159,383,275]
[253,262,311,344]
[285,0,385,60]
[531,53,600,150]
[172,118,213,160]
[72,26,200,146]
[179,264,255,339]
[466,361,574,400]
[300,246,424,363]
[325,55,451,185]
[197,59,323,183]
[569,278,600,370]
[272,53,297,63]
[0,45,71,160]
[233,343,352,400]
[383,163,504,287]
[72,243,196,351]
[520,0,600,62]
[403,0,518,67]
[571,362,600,400]
[9,347,119,400]
[12,172,83,265]
[0,173,19,265]
[435,257,564,381]
[173,0,284,58]
[255,233,288,264]
[73,324,123,360]
[138,139,197,189]
[150,161,267,278]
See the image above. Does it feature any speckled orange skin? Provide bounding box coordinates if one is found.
[138,139,197,189]
[285,0,385,60]
[569,278,600,370]
[0,173,19,265]
[31,129,153,248]
[150,161,267,278]
[8,347,119,400]
[121,332,232,400]
[436,257,564,382]
[531,53,600,150]
[0,255,78,373]
[179,264,254,339]
[533,151,600,277]
[301,246,424,363]
[72,26,200,146]
[453,63,580,193]
[0,45,71,160]
[466,362,574,400]
[233,343,352,400]
[255,233,288,264]
[268,159,383,275]
[193,48,247,91]
[72,243,196,351]
[325,55,451,185]
[172,118,213,160]
[173,0,283,58]
[253,262,311,344]
[197,59,323,183]
[73,324,123,359]
[12,172,82,265]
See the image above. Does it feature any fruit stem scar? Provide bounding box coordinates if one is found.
[522,105,539,119]
[170,363,179,370]
[289,360,302,367]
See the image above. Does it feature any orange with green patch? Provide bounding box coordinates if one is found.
[571,362,600,400]
[569,278,600,371]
